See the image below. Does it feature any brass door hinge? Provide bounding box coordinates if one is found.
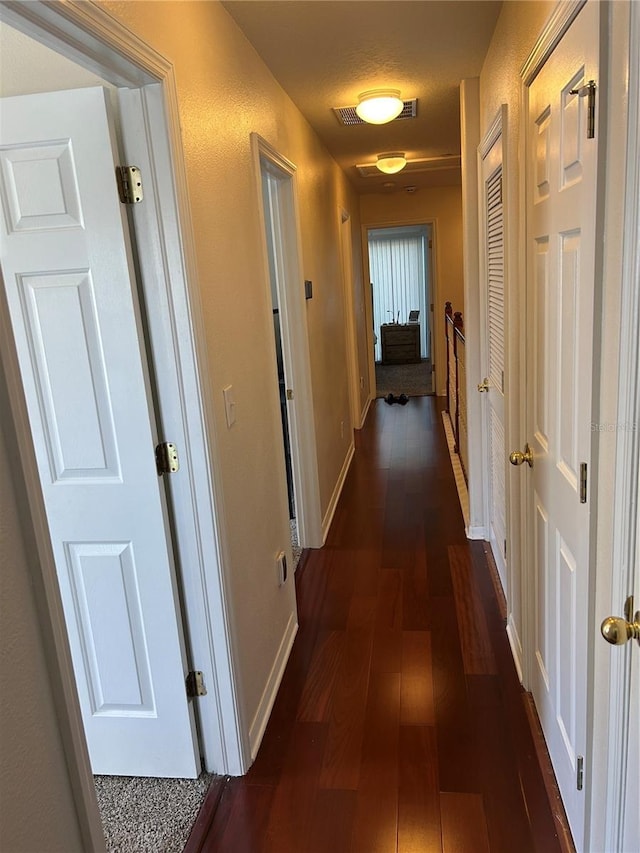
[580,463,588,503]
[155,442,179,475]
[569,80,596,139]
[116,165,144,204]
[186,670,207,700]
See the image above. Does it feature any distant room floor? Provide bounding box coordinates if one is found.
[375,358,433,398]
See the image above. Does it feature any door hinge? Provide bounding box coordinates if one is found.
[580,462,588,503]
[116,165,144,204]
[186,670,207,700]
[501,370,505,394]
[286,388,294,401]
[576,755,584,790]
[569,80,596,139]
[504,539,507,560]
[155,442,179,475]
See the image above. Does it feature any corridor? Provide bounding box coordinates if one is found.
[186,397,568,852]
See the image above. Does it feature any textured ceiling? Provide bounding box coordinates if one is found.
[222,0,502,194]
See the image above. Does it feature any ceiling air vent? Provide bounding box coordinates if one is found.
[333,98,417,126]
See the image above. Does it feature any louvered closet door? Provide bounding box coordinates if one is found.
[484,159,507,590]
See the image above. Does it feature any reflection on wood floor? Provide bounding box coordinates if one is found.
[185,396,571,853]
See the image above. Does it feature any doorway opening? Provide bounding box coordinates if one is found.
[0,5,244,850]
[367,224,435,398]
[254,135,323,554]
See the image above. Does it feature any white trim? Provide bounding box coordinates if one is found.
[603,2,640,846]
[248,612,298,760]
[322,442,355,542]
[479,106,505,158]
[251,133,323,550]
[359,394,373,428]
[118,86,244,775]
[466,525,486,541]
[459,79,483,537]
[0,0,247,782]
[506,618,524,683]
[520,0,586,85]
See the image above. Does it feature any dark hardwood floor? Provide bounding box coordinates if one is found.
[185,396,570,853]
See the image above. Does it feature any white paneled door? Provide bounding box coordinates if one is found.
[0,87,200,777]
[525,3,599,846]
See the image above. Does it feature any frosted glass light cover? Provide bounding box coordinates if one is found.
[376,153,407,174]
[355,89,404,125]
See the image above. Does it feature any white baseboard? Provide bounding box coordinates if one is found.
[321,442,355,542]
[466,524,487,540]
[359,395,372,427]
[248,612,298,760]
[506,617,524,683]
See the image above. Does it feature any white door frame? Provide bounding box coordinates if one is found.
[477,105,521,666]
[591,2,640,848]
[251,133,323,549]
[0,0,245,789]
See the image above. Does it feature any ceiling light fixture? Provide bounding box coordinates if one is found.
[355,89,404,125]
[376,153,407,174]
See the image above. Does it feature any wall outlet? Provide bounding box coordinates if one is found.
[276,550,287,586]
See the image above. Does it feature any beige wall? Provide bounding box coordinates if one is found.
[360,186,463,395]
[0,372,91,853]
[100,0,365,738]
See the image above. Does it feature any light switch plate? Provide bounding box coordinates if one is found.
[223,385,236,427]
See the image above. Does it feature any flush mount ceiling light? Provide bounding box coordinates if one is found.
[376,153,407,174]
[355,89,404,124]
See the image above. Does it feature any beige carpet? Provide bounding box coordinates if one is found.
[375,359,433,398]
[94,772,217,852]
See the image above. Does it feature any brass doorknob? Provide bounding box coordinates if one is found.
[601,598,640,646]
[478,378,489,392]
[601,616,640,645]
[509,443,533,467]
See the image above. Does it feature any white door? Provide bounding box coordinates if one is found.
[524,3,599,847]
[0,86,200,777]
[479,128,507,591]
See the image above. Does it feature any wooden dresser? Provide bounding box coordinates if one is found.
[380,323,421,364]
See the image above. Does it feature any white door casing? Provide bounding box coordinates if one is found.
[524,2,599,846]
[478,108,508,596]
[339,207,361,430]
[0,86,200,777]
[252,133,323,549]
